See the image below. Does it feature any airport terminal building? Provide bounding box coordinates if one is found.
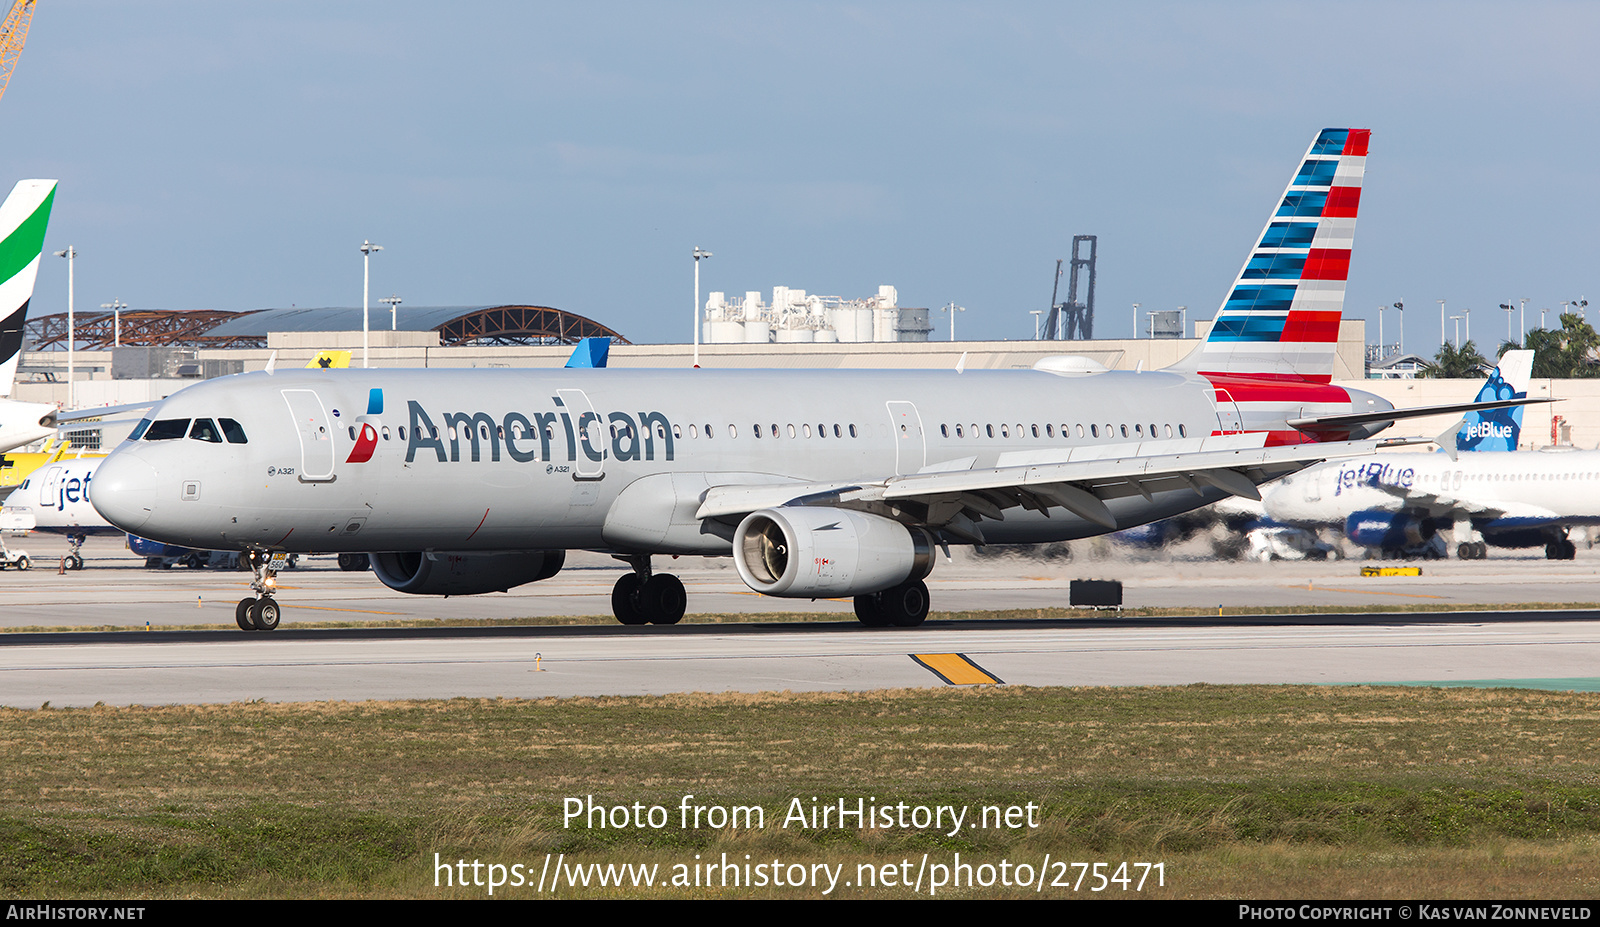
[11,304,1598,452]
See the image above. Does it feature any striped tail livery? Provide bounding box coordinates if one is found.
[1176,127,1366,382]
[0,178,57,397]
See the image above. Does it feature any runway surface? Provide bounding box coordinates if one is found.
[5,537,1600,705]
[7,616,1600,706]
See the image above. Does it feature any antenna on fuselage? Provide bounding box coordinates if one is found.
[264,351,278,375]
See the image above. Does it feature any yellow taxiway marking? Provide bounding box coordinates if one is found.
[911,653,1004,686]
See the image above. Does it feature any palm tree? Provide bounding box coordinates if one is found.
[1524,312,1600,378]
[1419,339,1489,378]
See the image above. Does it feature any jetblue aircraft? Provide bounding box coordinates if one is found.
[1265,351,1598,560]
[0,179,61,454]
[88,129,1532,631]
[0,454,117,569]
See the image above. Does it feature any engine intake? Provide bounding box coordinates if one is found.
[370,550,564,596]
[733,507,933,597]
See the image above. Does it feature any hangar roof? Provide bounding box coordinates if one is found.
[24,304,631,349]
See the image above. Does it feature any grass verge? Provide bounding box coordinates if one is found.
[6,685,1600,897]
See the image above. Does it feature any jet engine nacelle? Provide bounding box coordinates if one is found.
[370,550,564,596]
[733,507,934,598]
[1345,510,1436,549]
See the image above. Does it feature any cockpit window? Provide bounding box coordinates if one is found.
[128,419,151,441]
[144,418,190,440]
[219,418,248,444]
[189,419,222,443]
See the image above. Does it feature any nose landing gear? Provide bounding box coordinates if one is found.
[62,533,86,571]
[236,549,286,631]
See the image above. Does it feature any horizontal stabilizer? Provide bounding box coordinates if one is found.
[1288,396,1555,433]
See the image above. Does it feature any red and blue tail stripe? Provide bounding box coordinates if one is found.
[1176,128,1368,384]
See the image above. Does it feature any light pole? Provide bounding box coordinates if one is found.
[53,247,75,409]
[1131,303,1140,339]
[101,298,126,348]
[359,240,382,368]
[1451,315,1462,348]
[1437,298,1446,348]
[692,246,711,368]
[1030,310,1043,340]
[940,302,965,341]
[380,295,401,331]
[1520,297,1528,338]
[1393,300,1404,356]
[1463,305,1470,345]
[1378,304,1384,358]
[1576,298,1589,321]
[1500,303,1514,344]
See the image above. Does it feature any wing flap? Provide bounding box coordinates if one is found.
[694,436,1432,526]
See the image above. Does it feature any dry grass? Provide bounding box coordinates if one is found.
[6,686,1600,897]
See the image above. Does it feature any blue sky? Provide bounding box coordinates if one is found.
[6,1,1596,349]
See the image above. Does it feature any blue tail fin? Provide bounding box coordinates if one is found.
[1457,349,1532,452]
[565,337,610,369]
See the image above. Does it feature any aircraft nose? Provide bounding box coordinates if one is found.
[91,450,159,533]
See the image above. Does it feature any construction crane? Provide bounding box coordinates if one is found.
[1041,235,1097,340]
[0,0,36,107]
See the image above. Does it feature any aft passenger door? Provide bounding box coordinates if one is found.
[886,401,926,475]
[1214,388,1244,434]
[282,389,336,482]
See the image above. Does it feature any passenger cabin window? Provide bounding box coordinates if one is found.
[189,419,223,443]
[145,418,190,441]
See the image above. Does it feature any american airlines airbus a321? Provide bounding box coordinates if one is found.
[89,129,1536,631]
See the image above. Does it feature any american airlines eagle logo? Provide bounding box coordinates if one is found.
[346,423,379,463]
[345,388,384,464]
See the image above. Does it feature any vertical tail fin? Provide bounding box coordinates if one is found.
[1456,349,1533,452]
[565,336,611,368]
[0,179,58,398]
[1173,129,1367,382]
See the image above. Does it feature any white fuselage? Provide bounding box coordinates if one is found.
[1265,448,1600,530]
[0,399,56,455]
[1,456,117,535]
[89,366,1381,555]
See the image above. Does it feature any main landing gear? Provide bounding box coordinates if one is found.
[852,579,930,627]
[610,555,686,626]
[235,549,284,631]
[1546,537,1578,560]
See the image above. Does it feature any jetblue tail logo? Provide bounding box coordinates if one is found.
[1457,350,1532,453]
[1176,129,1367,383]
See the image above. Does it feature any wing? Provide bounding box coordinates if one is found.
[696,433,1431,544]
[1362,482,1508,521]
